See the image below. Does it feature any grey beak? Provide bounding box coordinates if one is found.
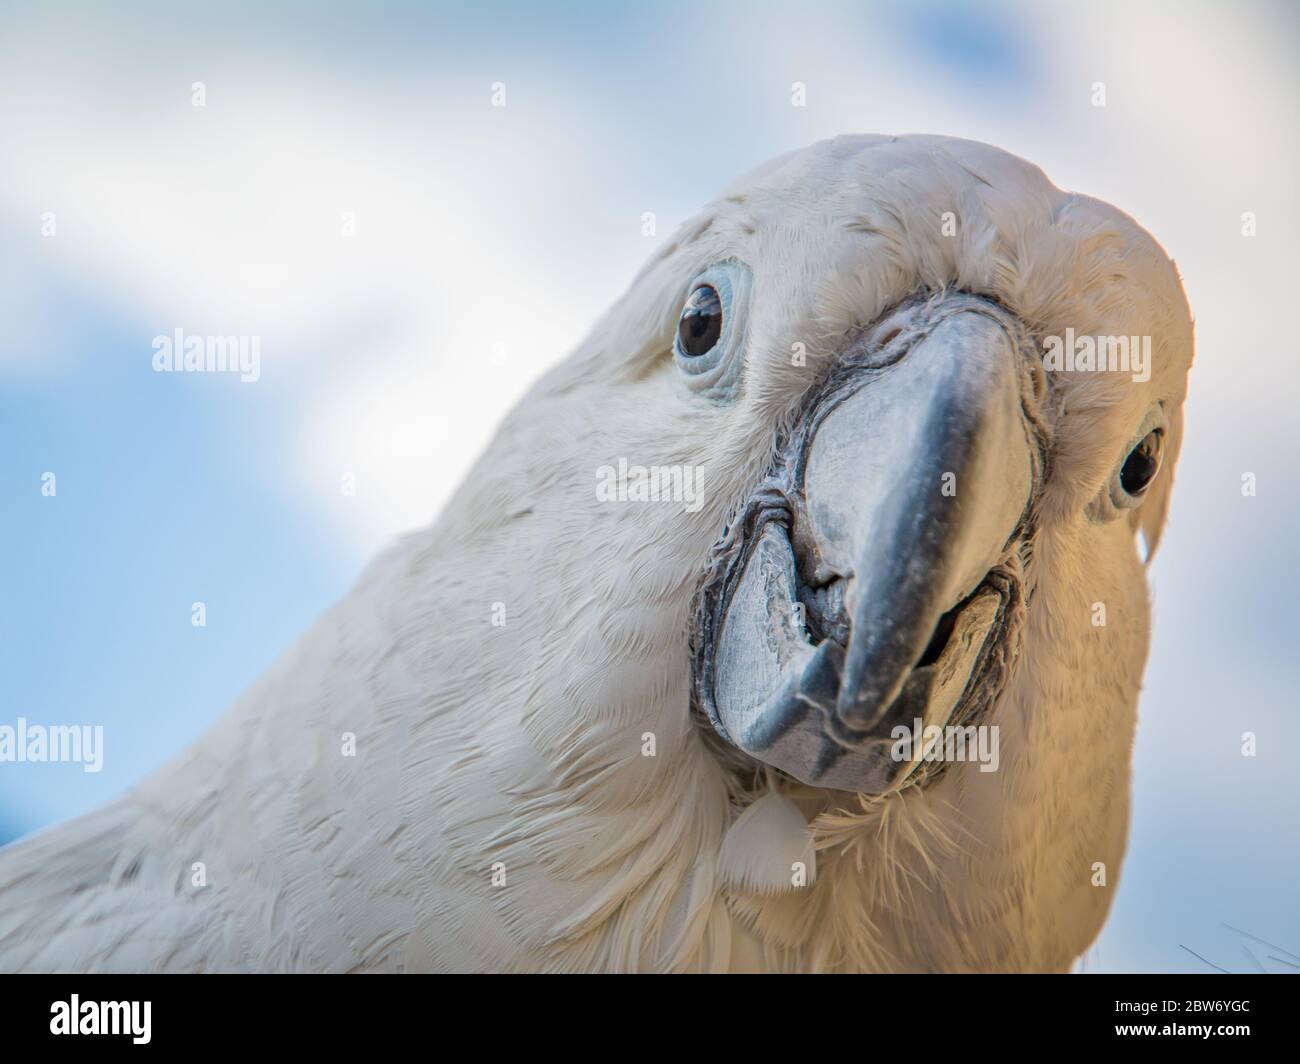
[699,296,1039,792]
[808,307,1034,731]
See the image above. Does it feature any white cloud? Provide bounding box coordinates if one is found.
[0,21,632,555]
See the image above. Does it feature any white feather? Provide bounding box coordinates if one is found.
[719,793,816,895]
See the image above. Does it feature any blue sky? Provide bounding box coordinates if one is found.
[1,0,1297,972]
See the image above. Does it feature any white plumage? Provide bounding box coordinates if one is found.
[0,134,1193,972]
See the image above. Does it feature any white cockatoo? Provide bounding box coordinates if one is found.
[0,134,1193,972]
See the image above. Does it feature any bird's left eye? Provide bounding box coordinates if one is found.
[678,285,723,356]
[1118,429,1164,498]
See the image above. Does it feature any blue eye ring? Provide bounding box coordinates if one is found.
[673,262,749,399]
[1088,405,1168,521]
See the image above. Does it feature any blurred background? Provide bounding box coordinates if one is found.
[1,0,1296,972]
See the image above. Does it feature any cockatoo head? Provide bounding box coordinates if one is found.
[458,132,1192,813]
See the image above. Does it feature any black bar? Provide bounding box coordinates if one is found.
[0,973,1291,1051]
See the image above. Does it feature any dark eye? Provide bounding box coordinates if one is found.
[677,285,723,356]
[1119,429,1164,496]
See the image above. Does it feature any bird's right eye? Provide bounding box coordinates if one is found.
[672,263,749,400]
[677,285,723,356]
